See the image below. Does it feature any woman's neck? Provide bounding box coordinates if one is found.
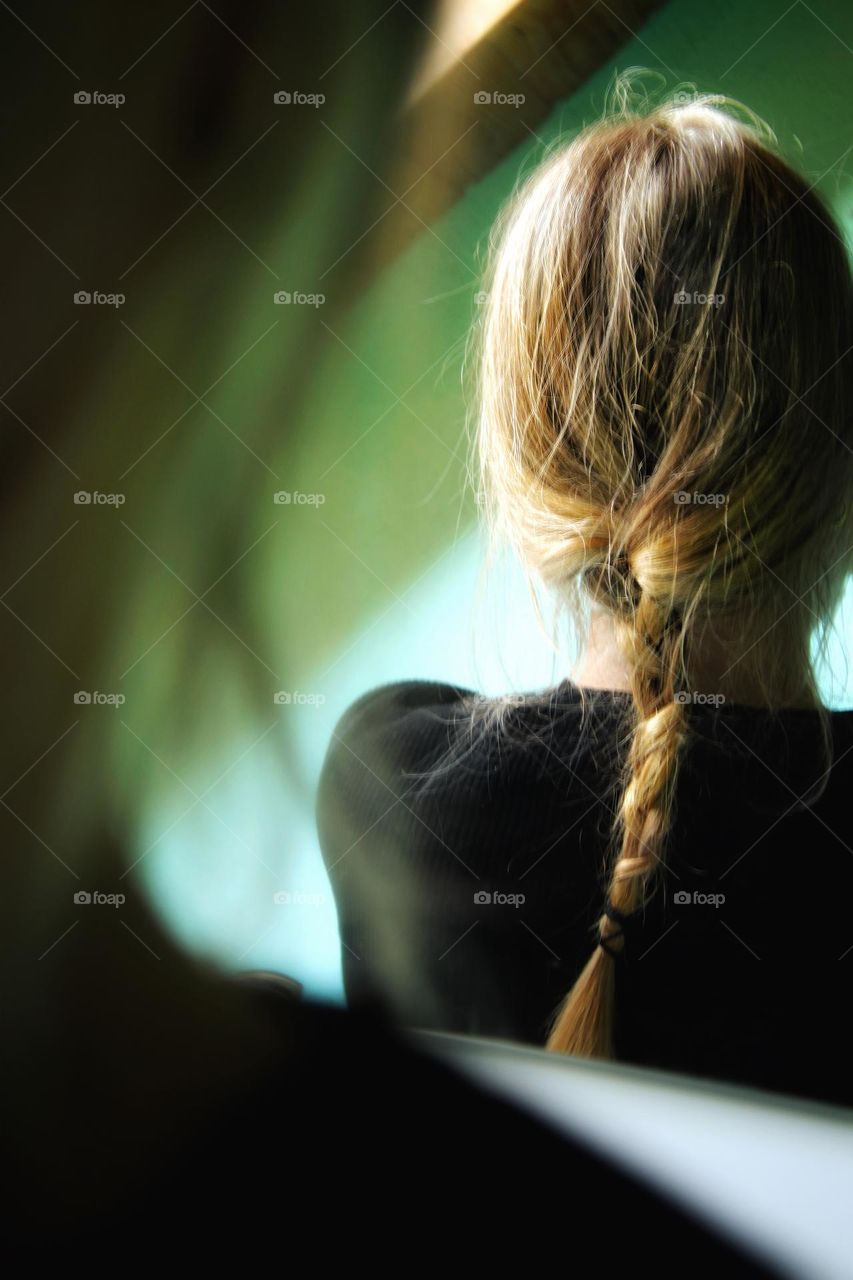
[573,608,817,710]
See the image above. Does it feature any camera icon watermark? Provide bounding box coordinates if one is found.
[273,290,325,307]
[73,889,126,907]
[273,490,325,506]
[273,90,325,107]
[673,890,726,907]
[673,490,728,507]
[73,690,126,706]
[273,890,324,906]
[473,91,525,107]
[73,90,125,108]
[74,490,125,506]
[674,690,726,707]
[671,91,724,107]
[273,690,326,706]
[74,290,125,307]
[673,289,725,308]
[473,889,525,907]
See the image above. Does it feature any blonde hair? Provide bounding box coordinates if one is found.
[476,91,853,1057]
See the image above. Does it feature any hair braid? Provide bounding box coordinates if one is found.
[546,580,687,1056]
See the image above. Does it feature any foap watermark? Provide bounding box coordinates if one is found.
[273,90,325,107]
[675,691,726,707]
[473,91,525,107]
[474,290,489,305]
[274,290,325,307]
[74,690,126,706]
[474,890,526,908]
[671,91,724,107]
[673,890,726,908]
[273,691,325,706]
[273,490,325,506]
[674,490,728,507]
[273,890,324,906]
[74,490,125,506]
[74,890,126,907]
[674,289,725,308]
[74,290,125,308]
[74,90,125,108]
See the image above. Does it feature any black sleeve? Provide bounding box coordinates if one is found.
[316,679,599,1043]
[316,678,491,1030]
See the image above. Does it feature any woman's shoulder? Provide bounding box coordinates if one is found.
[331,678,475,746]
[319,677,612,790]
[315,678,618,859]
[316,679,478,821]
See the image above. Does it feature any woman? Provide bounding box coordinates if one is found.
[318,94,853,1105]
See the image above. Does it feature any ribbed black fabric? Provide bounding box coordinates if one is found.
[317,679,853,1107]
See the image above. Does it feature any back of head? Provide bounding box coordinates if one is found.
[477,91,853,1056]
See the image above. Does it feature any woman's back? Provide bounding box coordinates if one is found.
[319,679,853,1105]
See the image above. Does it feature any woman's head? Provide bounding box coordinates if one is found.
[477,92,853,1055]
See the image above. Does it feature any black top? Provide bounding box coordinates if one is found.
[317,678,853,1108]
